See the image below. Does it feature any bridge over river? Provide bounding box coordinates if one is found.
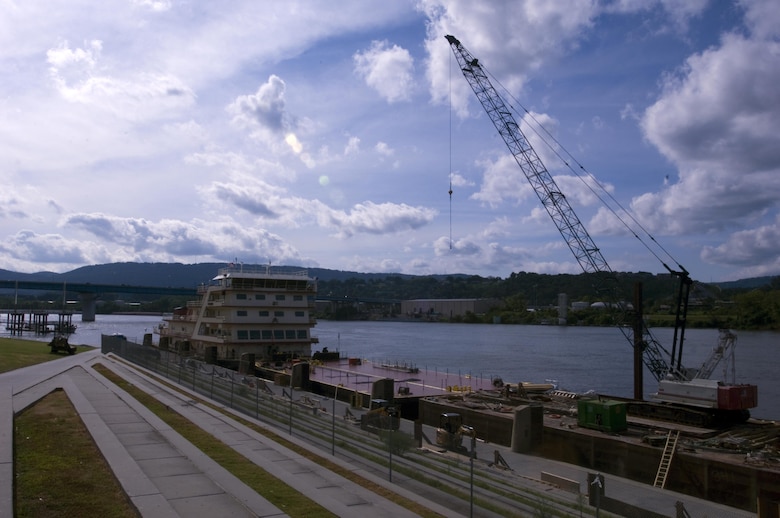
[0,279,399,322]
[0,280,197,321]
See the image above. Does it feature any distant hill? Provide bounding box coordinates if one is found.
[0,261,775,294]
[713,276,776,290]
[0,262,417,288]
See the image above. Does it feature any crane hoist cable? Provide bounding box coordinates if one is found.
[482,65,686,277]
[445,34,692,381]
[475,53,695,376]
[448,49,454,250]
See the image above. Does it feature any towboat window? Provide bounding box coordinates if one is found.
[237,330,248,340]
[237,310,248,317]
[236,293,247,300]
[275,294,285,301]
[295,311,304,317]
[259,310,269,317]
[296,330,307,338]
[274,330,284,339]
[285,330,296,339]
[262,330,272,339]
[255,294,266,300]
[274,311,284,317]
[250,330,261,339]
[293,295,303,301]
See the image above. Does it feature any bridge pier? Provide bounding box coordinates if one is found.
[80,293,97,322]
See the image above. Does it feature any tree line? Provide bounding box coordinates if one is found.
[317,271,780,330]
[3,271,779,330]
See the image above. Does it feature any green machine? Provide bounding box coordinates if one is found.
[577,398,627,433]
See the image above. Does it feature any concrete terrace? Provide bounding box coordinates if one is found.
[2,348,757,517]
[1,349,452,517]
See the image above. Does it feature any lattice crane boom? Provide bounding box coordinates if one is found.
[446,34,685,382]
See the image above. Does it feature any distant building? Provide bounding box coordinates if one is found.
[401,298,500,320]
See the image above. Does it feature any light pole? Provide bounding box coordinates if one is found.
[460,424,476,517]
[590,473,603,518]
[331,384,342,455]
[288,384,294,435]
[386,406,398,482]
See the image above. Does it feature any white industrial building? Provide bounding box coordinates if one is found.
[401,298,500,320]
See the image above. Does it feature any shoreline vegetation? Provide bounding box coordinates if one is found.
[2,306,780,332]
[2,270,779,330]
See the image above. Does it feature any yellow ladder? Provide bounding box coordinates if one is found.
[654,430,680,488]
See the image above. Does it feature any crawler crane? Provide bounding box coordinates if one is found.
[446,35,757,426]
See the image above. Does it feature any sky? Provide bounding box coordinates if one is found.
[1,0,779,283]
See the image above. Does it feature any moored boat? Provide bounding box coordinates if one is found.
[156,264,318,366]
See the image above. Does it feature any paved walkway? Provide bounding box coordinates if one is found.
[1,350,455,518]
[1,349,758,517]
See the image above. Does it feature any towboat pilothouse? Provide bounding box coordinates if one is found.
[156,264,318,367]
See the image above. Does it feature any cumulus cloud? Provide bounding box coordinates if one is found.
[0,230,88,264]
[60,213,303,265]
[65,213,214,254]
[344,136,361,155]
[47,40,102,79]
[324,201,436,237]
[131,0,172,12]
[468,110,583,210]
[199,172,436,238]
[701,214,780,279]
[210,183,279,217]
[471,154,534,207]
[702,217,780,268]
[0,189,30,221]
[354,40,414,103]
[47,40,195,120]
[229,75,291,136]
[423,0,598,116]
[431,233,576,276]
[637,24,780,237]
[186,151,294,183]
[375,141,394,157]
[742,0,780,39]
[604,0,709,32]
[433,235,480,256]
[449,172,473,188]
[228,75,316,165]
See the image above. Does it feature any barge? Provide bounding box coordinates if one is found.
[297,356,779,514]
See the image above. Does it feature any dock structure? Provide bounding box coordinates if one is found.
[309,357,499,399]
[3,310,75,336]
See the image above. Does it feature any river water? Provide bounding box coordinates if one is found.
[6,314,778,420]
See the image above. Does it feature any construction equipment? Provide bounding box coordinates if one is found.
[49,335,76,355]
[446,35,757,426]
[435,412,475,455]
[694,328,738,382]
[360,399,400,433]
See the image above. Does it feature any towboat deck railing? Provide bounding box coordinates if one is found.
[218,265,310,277]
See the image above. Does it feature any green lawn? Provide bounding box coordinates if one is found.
[0,337,82,374]
[15,390,138,518]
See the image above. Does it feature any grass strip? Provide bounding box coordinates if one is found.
[95,361,445,517]
[0,337,82,374]
[14,389,138,518]
[91,364,334,517]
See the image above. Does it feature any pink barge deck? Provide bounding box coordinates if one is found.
[309,358,499,398]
